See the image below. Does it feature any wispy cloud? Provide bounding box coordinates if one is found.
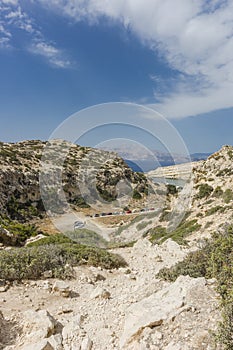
[30,41,72,68]
[0,0,73,68]
[37,0,233,118]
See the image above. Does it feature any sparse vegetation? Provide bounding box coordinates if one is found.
[213,186,223,198]
[157,224,233,350]
[197,183,213,199]
[136,220,152,231]
[166,184,178,195]
[132,189,142,200]
[159,208,171,222]
[0,216,42,246]
[148,219,201,245]
[205,205,225,216]
[223,189,233,204]
[0,240,127,281]
[227,150,233,160]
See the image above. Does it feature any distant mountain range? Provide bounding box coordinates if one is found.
[100,145,211,172]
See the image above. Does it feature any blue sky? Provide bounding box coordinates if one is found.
[0,0,233,154]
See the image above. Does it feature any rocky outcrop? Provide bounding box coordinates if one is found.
[0,140,148,220]
[148,161,200,180]
[120,275,219,349]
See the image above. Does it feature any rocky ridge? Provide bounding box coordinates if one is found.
[0,140,147,220]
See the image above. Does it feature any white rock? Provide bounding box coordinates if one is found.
[164,342,183,350]
[47,334,63,350]
[52,281,71,297]
[22,309,56,340]
[90,287,111,299]
[62,314,83,349]
[81,336,93,350]
[22,339,54,350]
[120,276,206,348]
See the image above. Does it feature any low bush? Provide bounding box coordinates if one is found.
[205,206,225,216]
[223,189,233,204]
[0,242,127,281]
[0,216,41,246]
[213,186,223,198]
[148,219,201,245]
[132,189,142,200]
[72,196,90,208]
[197,183,213,199]
[166,184,177,195]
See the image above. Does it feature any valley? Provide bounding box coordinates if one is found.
[0,142,233,349]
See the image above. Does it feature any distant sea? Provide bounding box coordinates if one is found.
[125,153,210,173]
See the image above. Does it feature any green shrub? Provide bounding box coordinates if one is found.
[166,184,177,195]
[72,196,90,208]
[96,187,116,202]
[27,234,72,246]
[28,231,108,248]
[197,183,213,199]
[148,219,201,245]
[0,242,127,281]
[132,189,142,200]
[0,216,40,246]
[223,189,233,204]
[216,303,233,349]
[213,186,223,198]
[206,206,225,216]
[147,226,167,243]
[66,230,108,248]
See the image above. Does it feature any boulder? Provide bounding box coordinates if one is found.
[120,276,206,348]
[22,309,56,340]
[90,287,111,300]
[52,281,71,297]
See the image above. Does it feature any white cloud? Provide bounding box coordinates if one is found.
[1,0,18,5]
[37,0,233,118]
[30,41,72,68]
[0,20,11,47]
[0,0,73,68]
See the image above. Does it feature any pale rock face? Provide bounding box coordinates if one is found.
[120,276,207,348]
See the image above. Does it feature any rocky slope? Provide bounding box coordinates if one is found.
[0,144,233,349]
[0,140,147,221]
[0,239,221,350]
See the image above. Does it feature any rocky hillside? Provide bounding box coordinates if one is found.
[0,145,233,349]
[0,140,147,221]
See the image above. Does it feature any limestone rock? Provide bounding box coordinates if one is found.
[52,281,71,297]
[22,309,56,340]
[22,339,54,350]
[120,276,206,348]
[81,336,93,350]
[90,287,111,299]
